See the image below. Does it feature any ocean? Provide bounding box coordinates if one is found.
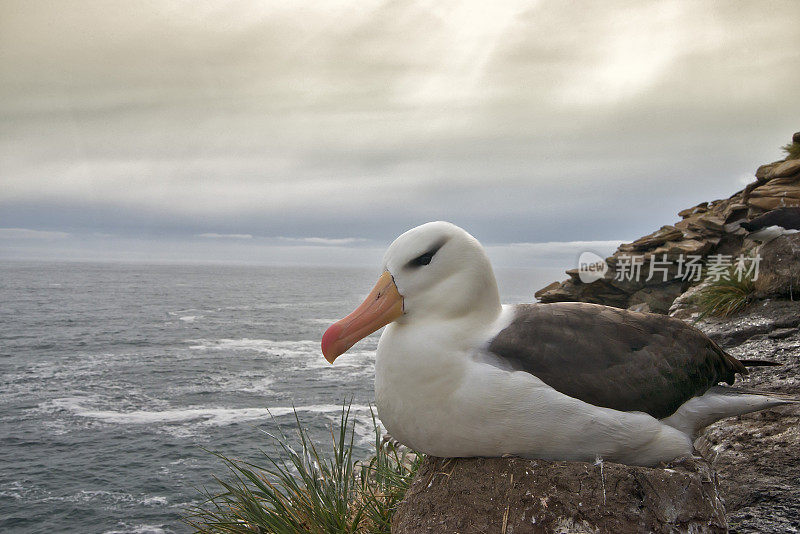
[0,260,559,533]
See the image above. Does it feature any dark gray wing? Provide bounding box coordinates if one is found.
[741,207,800,231]
[486,302,747,419]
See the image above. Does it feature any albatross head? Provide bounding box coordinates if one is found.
[321,221,500,362]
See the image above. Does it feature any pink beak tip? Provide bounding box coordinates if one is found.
[321,323,343,363]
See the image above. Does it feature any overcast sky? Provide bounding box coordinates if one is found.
[1,0,799,267]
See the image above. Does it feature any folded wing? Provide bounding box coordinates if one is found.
[487,302,747,419]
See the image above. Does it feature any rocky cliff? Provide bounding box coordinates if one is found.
[535,132,800,314]
[393,456,728,534]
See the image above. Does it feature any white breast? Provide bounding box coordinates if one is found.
[374,318,692,466]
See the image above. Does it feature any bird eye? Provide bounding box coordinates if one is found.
[408,251,435,268]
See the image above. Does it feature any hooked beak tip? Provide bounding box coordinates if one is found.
[321,323,343,363]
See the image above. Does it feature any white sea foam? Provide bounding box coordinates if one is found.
[0,481,50,501]
[58,490,168,506]
[236,376,273,393]
[48,397,372,427]
[1,481,169,510]
[141,495,169,506]
[186,337,376,370]
[41,419,71,436]
[308,318,341,325]
[188,338,319,354]
[172,374,274,395]
[103,525,167,534]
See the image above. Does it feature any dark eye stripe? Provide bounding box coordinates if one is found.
[406,240,446,268]
[409,251,435,267]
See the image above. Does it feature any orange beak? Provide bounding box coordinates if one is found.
[321,271,403,363]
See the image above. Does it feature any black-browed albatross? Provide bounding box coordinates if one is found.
[740,206,800,243]
[321,221,795,466]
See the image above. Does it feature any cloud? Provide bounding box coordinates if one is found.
[0,228,71,239]
[278,237,368,246]
[195,233,253,239]
[0,0,798,249]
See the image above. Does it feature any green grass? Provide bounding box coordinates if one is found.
[696,269,756,318]
[184,404,422,534]
[782,141,800,160]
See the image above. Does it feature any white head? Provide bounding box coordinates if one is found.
[321,221,501,362]
[382,221,500,323]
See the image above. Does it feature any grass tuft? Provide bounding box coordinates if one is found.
[696,269,756,318]
[184,404,422,534]
[781,141,800,160]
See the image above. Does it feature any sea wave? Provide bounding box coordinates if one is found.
[307,318,342,325]
[187,338,320,354]
[1,481,169,508]
[170,374,274,395]
[102,524,169,534]
[56,490,169,507]
[185,337,376,369]
[46,397,373,427]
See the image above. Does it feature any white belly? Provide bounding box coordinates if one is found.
[374,324,692,466]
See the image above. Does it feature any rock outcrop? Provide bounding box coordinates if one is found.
[392,456,727,534]
[753,233,800,299]
[536,132,800,314]
[693,300,800,534]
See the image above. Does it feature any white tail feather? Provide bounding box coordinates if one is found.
[661,387,796,437]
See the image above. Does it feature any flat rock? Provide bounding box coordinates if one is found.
[392,457,727,534]
[628,282,685,314]
[696,299,800,347]
[536,278,630,309]
[696,214,727,233]
[534,281,562,299]
[769,327,798,339]
[754,233,800,298]
[694,304,800,533]
[746,176,800,211]
[767,158,800,179]
[653,238,713,256]
[668,280,713,320]
[679,203,709,218]
[628,225,684,251]
[755,162,780,180]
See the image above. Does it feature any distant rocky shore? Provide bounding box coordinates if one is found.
[392,133,800,533]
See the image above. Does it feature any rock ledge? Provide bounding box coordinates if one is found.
[392,456,727,534]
